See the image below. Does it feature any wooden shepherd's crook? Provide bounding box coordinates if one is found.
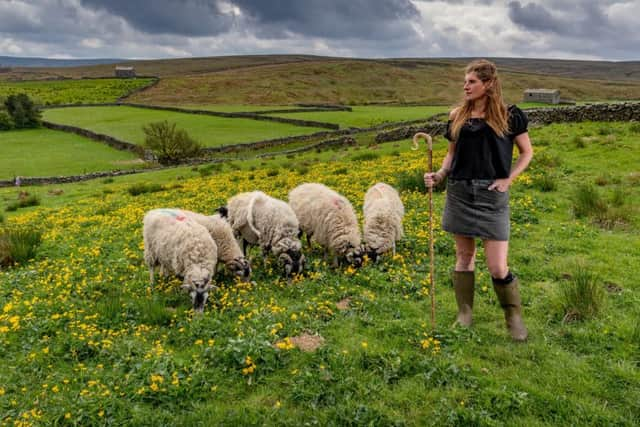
[412,132,436,328]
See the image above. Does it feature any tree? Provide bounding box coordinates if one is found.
[4,93,41,129]
[142,120,202,165]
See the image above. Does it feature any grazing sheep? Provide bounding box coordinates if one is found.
[159,209,252,282]
[288,183,364,267]
[363,182,405,261]
[222,191,305,277]
[143,209,217,313]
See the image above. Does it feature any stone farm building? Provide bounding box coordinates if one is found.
[115,66,136,78]
[523,89,560,104]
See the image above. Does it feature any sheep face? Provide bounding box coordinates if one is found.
[279,250,305,277]
[344,245,365,268]
[181,270,215,313]
[364,245,381,263]
[228,257,252,282]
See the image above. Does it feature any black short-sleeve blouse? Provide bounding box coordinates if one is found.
[445,105,529,180]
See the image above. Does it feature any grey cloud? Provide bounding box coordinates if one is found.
[79,0,235,36]
[507,1,614,38]
[507,1,567,34]
[231,0,421,40]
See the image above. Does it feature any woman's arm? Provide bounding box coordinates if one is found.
[488,132,533,192]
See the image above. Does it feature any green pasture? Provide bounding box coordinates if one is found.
[265,105,449,128]
[0,121,638,425]
[0,79,154,105]
[42,106,326,147]
[178,104,301,113]
[0,128,143,180]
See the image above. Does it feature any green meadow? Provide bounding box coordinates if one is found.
[265,105,450,128]
[0,128,142,180]
[0,120,638,425]
[0,79,155,105]
[42,106,327,147]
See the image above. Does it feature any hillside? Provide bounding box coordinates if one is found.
[2,55,640,105]
[126,59,640,105]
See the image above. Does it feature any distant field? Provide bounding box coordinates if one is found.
[0,78,154,105]
[0,128,142,180]
[265,105,449,128]
[126,60,640,106]
[177,104,304,112]
[42,106,326,147]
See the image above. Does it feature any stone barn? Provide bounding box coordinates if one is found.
[523,89,560,104]
[115,66,136,78]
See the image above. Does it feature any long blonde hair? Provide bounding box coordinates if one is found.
[449,59,508,141]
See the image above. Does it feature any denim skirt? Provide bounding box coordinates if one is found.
[442,179,510,241]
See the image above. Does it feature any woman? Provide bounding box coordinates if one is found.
[424,59,533,341]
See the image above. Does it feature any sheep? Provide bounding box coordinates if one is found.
[288,183,364,267]
[221,191,305,277]
[143,209,218,313]
[158,208,252,282]
[362,182,405,261]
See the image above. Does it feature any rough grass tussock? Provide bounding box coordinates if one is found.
[560,263,606,322]
[0,226,42,267]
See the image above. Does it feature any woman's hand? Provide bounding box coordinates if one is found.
[488,178,512,192]
[424,171,444,188]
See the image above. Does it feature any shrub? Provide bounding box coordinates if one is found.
[571,184,606,218]
[629,122,640,134]
[0,110,14,131]
[0,212,4,223]
[102,177,114,184]
[127,183,164,196]
[0,227,43,267]
[4,93,41,129]
[5,194,40,212]
[533,174,557,192]
[560,264,605,322]
[266,169,279,177]
[143,120,202,165]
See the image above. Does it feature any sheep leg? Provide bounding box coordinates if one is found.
[149,265,155,286]
[242,239,249,256]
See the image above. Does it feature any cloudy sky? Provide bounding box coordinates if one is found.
[1,0,638,61]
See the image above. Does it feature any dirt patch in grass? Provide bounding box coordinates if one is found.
[336,297,351,311]
[290,333,325,352]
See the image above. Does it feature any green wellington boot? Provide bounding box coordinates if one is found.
[492,274,528,341]
[453,270,475,327]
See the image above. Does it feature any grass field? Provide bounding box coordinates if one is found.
[126,60,640,106]
[0,128,143,180]
[42,106,326,147]
[0,121,638,425]
[265,105,449,128]
[0,79,154,105]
